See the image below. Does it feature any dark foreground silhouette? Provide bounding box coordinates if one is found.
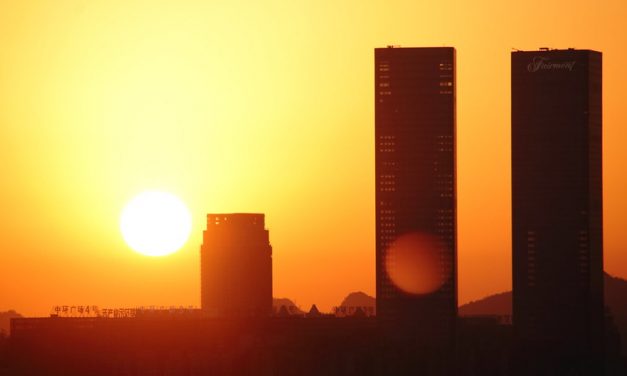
[460,272,627,360]
[2,280,626,376]
[0,311,22,336]
[3,315,515,376]
[1,305,625,375]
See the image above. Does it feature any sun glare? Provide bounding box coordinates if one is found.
[120,191,192,257]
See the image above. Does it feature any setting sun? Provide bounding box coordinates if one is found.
[120,191,192,257]
[1,0,627,322]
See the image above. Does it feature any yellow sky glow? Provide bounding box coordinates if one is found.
[1,0,626,315]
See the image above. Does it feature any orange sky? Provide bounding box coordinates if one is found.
[1,0,626,316]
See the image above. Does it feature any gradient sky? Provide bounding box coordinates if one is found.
[1,0,626,316]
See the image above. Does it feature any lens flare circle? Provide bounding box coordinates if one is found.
[385,232,450,295]
[120,191,192,257]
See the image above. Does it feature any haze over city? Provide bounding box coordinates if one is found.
[1,0,626,318]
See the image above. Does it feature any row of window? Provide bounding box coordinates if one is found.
[378,89,455,96]
[379,81,452,87]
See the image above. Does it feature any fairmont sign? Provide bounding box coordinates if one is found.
[527,56,576,72]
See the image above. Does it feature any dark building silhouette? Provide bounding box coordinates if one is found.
[511,49,604,372]
[201,213,272,317]
[8,315,514,376]
[374,46,457,343]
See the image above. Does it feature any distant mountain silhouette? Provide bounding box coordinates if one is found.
[459,273,627,358]
[605,273,627,323]
[272,298,304,315]
[459,273,627,318]
[459,291,511,316]
[340,292,375,308]
[605,273,627,357]
[0,310,22,335]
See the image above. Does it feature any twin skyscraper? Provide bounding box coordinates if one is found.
[197,46,603,372]
[375,46,603,370]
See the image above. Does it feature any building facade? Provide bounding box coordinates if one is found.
[200,213,272,317]
[374,47,457,343]
[511,49,603,368]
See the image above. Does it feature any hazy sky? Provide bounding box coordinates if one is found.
[1,0,626,315]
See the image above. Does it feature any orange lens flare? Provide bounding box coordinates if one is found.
[385,232,450,295]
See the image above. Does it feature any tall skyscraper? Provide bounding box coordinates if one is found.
[511,49,603,368]
[374,47,457,343]
[200,213,273,317]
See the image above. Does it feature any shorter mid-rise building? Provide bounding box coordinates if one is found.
[201,213,272,317]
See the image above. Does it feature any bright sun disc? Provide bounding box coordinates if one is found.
[120,191,192,256]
